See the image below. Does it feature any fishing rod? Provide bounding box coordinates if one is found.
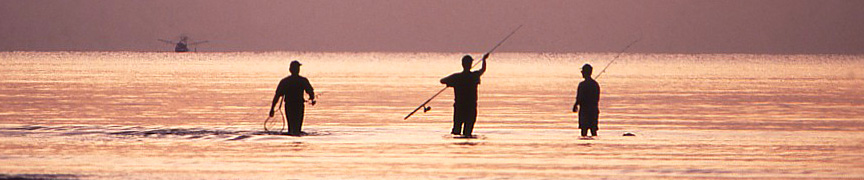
[472,24,523,68]
[404,25,523,120]
[593,35,642,80]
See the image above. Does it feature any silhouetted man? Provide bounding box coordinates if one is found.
[572,64,600,137]
[270,60,315,136]
[440,53,488,137]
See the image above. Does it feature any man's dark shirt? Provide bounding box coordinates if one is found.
[441,71,482,106]
[275,75,314,104]
[576,78,600,113]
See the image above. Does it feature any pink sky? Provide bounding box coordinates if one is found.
[1,0,862,53]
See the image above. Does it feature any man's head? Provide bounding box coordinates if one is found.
[462,55,473,71]
[581,64,593,79]
[289,60,302,75]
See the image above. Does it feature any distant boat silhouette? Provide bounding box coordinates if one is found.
[158,35,208,52]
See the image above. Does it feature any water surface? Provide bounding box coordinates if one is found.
[1,52,862,179]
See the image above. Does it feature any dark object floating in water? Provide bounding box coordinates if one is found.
[623,132,636,136]
[0,173,79,180]
[109,128,234,136]
[227,135,253,141]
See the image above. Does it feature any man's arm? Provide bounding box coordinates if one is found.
[572,84,582,113]
[440,74,456,87]
[476,53,489,76]
[572,101,579,113]
[304,78,316,105]
[269,81,284,117]
[596,83,601,103]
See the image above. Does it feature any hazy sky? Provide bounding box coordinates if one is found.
[1,0,863,54]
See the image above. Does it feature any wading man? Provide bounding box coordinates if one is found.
[270,60,316,136]
[440,53,488,137]
[572,64,601,137]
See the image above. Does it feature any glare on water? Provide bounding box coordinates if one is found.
[0,52,863,179]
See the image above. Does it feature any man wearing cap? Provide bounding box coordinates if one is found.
[270,60,316,136]
[572,64,601,137]
[440,53,488,137]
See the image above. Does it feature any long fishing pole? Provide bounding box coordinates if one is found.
[593,35,642,80]
[472,24,523,68]
[403,87,448,120]
[404,25,523,120]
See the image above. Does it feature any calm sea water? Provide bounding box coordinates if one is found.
[1,52,862,179]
